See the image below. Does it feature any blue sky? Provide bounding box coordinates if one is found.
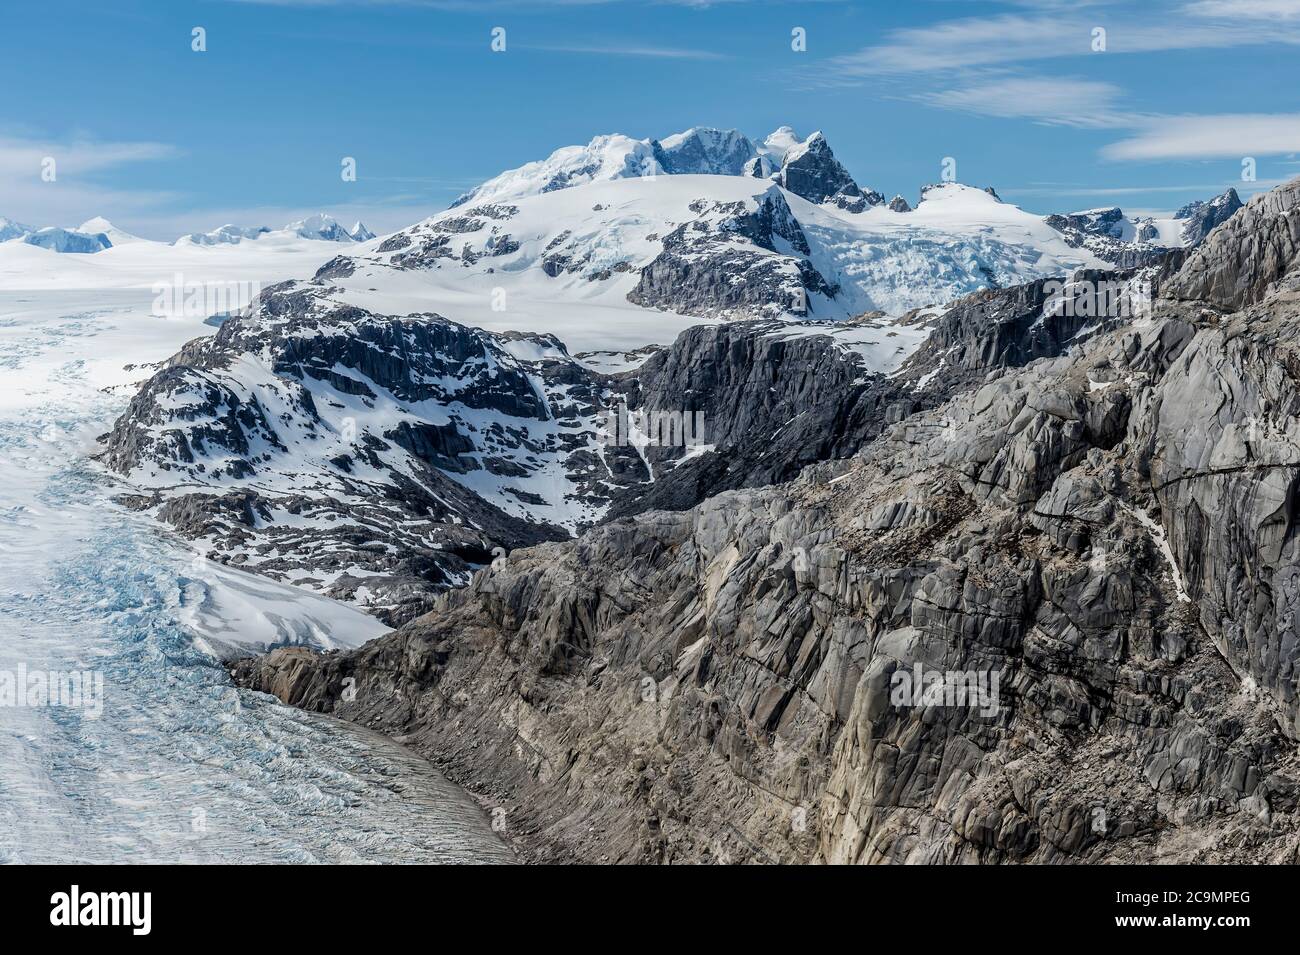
[3,0,1299,238]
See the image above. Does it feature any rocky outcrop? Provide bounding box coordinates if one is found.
[893,268,1164,394]
[604,320,918,519]
[1166,179,1300,309]
[1043,208,1170,269]
[231,183,1300,865]
[774,132,883,213]
[236,276,1300,863]
[606,274,1123,520]
[609,267,1157,522]
[1175,188,1243,246]
[650,127,760,177]
[627,187,839,318]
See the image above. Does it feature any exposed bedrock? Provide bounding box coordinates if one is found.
[236,230,1300,861]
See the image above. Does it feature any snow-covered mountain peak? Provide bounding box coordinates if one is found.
[917,182,1003,206]
[77,217,144,245]
[758,126,802,167]
[280,170,1106,343]
[1041,189,1241,267]
[175,216,365,246]
[1173,187,1243,245]
[451,133,661,209]
[285,213,356,242]
[450,124,888,216]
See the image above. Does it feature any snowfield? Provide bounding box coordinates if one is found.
[288,175,1105,353]
[0,175,1105,362]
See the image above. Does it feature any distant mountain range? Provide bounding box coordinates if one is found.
[0,213,375,252]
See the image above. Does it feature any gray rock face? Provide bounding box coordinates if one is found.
[775,132,884,213]
[651,127,760,176]
[887,195,912,213]
[232,179,1300,864]
[604,272,1135,521]
[231,223,1300,865]
[1044,189,1244,271]
[236,260,1300,862]
[1043,208,1170,269]
[604,320,920,519]
[895,269,1159,394]
[1166,179,1300,309]
[1175,188,1243,246]
[627,187,839,318]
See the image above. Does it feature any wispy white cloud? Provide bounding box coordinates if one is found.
[796,4,1300,167]
[521,42,729,60]
[822,15,1086,76]
[816,10,1300,79]
[1102,114,1300,160]
[1184,0,1300,18]
[0,135,177,180]
[919,75,1131,128]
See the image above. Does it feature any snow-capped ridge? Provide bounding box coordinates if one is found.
[24,226,112,254]
[450,124,887,213]
[451,133,661,208]
[77,217,144,245]
[652,127,759,176]
[1042,188,1242,265]
[175,215,368,246]
[917,182,1003,205]
[175,224,273,246]
[285,213,356,242]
